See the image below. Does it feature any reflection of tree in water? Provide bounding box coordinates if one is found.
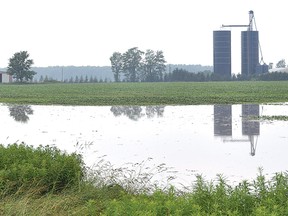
[110,106,143,121]
[110,106,165,121]
[145,106,165,118]
[9,105,34,123]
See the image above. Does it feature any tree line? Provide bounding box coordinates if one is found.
[36,75,110,83]
[5,50,288,83]
[110,47,166,82]
[164,68,288,82]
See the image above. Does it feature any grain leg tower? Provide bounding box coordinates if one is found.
[213,11,267,77]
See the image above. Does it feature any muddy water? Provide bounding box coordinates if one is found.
[0,103,288,186]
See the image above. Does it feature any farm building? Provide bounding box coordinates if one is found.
[0,72,12,83]
[269,67,288,73]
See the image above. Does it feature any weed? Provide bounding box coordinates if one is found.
[0,143,84,197]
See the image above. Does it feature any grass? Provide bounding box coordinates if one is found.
[0,144,84,196]
[0,81,288,105]
[2,144,288,215]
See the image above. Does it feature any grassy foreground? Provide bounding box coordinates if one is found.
[1,144,288,215]
[0,81,288,105]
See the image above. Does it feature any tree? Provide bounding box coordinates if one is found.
[110,52,123,82]
[89,75,94,83]
[7,51,36,82]
[110,48,166,82]
[154,50,166,81]
[93,77,98,83]
[142,50,166,82]
[44,75,49,82]
[39,75,44,83]
[170,68,190,81]
[84,75,89,83]
[75,76,79,83]
[122,47,144,82]
[276,59,286,68]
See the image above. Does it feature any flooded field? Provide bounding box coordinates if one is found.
[1,103,288,186]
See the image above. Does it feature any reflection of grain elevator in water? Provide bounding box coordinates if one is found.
[214,105,260,156]
[213,11,268,76]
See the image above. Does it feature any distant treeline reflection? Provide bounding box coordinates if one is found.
[110,106,165,120]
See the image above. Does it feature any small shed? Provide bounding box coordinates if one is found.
[0,72,12,83]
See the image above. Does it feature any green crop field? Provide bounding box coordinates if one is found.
[0,81,288,105]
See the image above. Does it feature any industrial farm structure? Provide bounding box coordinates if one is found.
[213,11,268,77]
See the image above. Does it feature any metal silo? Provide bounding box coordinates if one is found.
[241,30,259,76]
[213,30,231,77]
[214,105,232,136]
[242,104,260,136]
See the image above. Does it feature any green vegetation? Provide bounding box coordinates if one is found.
[7,51,36,83]
[248,114,288,121]
[256,115,288,121]
[110,47,166,82]
[165,69,288,82]
[0,81,288,105]
[2,144,288,215]
[0,144,84,196]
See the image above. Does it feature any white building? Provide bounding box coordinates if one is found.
[0,72,12,83]
[269,67,288,73]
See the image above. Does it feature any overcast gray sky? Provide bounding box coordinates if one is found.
[0,0,287,74]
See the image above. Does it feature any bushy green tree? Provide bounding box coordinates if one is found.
[276,59,286,68]
[7,51,36,82]
[110,48,166,82]
[142,50,166,82]
[122,47,144,82]
[110,52,123,82]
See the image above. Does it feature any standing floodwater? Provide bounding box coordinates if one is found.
[0,103,287,185]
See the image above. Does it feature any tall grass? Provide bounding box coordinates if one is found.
[0,143,84,197]
[1,144,288,215]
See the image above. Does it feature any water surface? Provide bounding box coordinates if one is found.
[1,103,288,186]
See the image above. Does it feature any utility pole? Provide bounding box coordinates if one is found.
[61,67,64,82]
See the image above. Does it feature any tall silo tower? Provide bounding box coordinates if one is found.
[214,105,232,136]
[218,10,267,76]
[241,11,259,75]
[213,30,231,77]
[242,104,260,136]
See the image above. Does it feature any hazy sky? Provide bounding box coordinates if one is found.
[0,0,287,74]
